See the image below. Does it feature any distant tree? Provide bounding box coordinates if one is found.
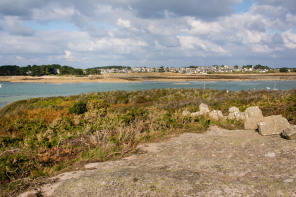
[0,65,21,76]
[242,65,253,69]
[59,66,75,75]
[94,66,131,70]
[254,64,270,70]
[0,64,78,76]
[234,65,239,69]
[158,66,165,72]
[279,67,289,72]
[86,68,101,75]
[71,68,84,76]
[31,65,41,76]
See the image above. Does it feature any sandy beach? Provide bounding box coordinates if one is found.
[1,73,296,83]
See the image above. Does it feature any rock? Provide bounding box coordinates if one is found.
[182,111,191,116]
[228,112,246,121]
[245,106,263,119]
[281,125,296,140]
[258,115,291,136]
[209,110,224,120]
[228,107,246,121]
[199,103,210,115]
[236,112,247,121]
[227,112,236,120]
[265,152,276,158]
[244,106,264,130]
[229,107,239,113]
[244,117,263,130]
[191,112,202,117]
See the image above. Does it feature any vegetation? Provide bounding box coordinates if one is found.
[0,64,294,76]
[279,67,289,73]
[158,66,165,72]
[242,65,253,69]
[0,64,62,76]
[0,89,295,196]
[253,64,270,70]
[92,66,131,70]
[85,68,101,75]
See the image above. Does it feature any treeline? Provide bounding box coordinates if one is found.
[93,66,131,70]
[242,64,270,70]
[0,65,91,76]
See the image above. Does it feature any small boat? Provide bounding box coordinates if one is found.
[266,87,270,90]
[273,81,278,90]
[0,84,3,87]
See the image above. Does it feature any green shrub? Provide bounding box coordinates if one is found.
[69,101,87,115]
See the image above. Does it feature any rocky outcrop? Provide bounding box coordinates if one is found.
[182,104,294,139]
[281,125,296,140]
[229,106,239,113]
[258,115,291,136]
[199,103,210,115]
[244,106,264,130]
[21,127,296,197]
[182,111,191,116]
[245,106,263,119]
[244,118,262,130]
[191,112,201,117]
[183,103,211,117]
[209,110,224,121]
[228,107,246,121]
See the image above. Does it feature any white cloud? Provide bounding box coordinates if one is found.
[179,36,228,55]
[252,44,272,53]
[32,4,75,22]
[5,16,35,36]
[282,31,296,49]
[64,50,74,60]
[0,0,295,67]
[186,18,222,35]
[116,18,131,28]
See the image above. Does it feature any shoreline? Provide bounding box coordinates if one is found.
[1,73,296,83]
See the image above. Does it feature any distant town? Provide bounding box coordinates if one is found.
[0,64,294,76]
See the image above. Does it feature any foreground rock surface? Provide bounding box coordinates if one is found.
[20,127,296,197]
[258,115,291,136]
[244,106,264,130]
[281,125,296,140]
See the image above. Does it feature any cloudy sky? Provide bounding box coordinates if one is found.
[0,0,295,68]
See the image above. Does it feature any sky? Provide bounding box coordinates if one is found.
[0,0,296,68]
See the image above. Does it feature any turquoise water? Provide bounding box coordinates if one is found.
[0,80,295,108]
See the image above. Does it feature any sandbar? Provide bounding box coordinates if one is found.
[1,73,296,84]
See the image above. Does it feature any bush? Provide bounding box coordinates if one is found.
[69,101,87,115]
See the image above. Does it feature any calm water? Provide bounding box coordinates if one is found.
[0,80,295,108]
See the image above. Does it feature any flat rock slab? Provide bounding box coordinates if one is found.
[21,126,296,197]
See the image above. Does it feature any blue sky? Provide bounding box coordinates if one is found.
[24,21,79,32]
[0,0,295,68]
[233,0,253,13]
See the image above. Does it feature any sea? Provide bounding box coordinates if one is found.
[0,80,295,109]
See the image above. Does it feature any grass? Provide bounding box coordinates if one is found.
[0,88,295,196]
